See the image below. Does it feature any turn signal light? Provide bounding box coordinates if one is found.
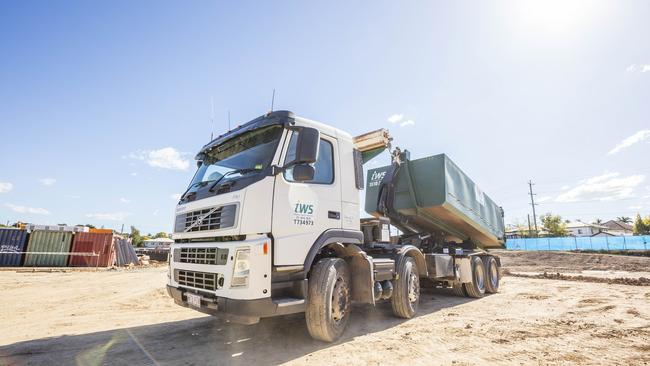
[263,242,268,255]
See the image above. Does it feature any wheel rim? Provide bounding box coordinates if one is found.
[489,261,498,288]
[331,277,350,323]
[408,270,419,304]
[475,261,485,291]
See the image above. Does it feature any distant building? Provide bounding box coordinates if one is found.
[565,221,608,237]
[143,237,173,249]
[601,220,633,236]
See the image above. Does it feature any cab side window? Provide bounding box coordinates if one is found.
[284,131,334,184]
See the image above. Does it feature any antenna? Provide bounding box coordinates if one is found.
[210,97,215,141]
[270,89,275,112]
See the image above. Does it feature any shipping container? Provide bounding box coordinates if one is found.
[69,232,117,267]
[89,228,113,234]
[0,228,29,266]
[25,224,88,233]
[24,230,73,266]
[365,153,505,249]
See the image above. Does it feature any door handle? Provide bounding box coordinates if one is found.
[328,211,340,220]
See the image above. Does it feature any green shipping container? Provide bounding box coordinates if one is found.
[365,154,505,249]
[24,230,73,267]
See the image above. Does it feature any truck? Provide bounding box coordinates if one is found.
[167,110,506,342]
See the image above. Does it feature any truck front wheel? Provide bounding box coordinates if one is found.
[391,256,420,318]
[306,258,351,342]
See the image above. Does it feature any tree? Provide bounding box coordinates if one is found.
[633,214,650,236]
[130,226,144,247]
[540,213,568,237]
[592,218,603,225]
[154,232,169,239]
[617,216,632,224]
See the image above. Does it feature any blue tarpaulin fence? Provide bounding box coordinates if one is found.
[506,235,650,251]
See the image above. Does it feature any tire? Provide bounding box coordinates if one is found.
[305,258,351,342]
[464,256,486,298]
[483,256,500,294]
[452,282,467,297]
[391,256,420,318]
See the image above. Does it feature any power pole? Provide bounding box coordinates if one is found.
[528,180,538,236]
[527,214,533,238]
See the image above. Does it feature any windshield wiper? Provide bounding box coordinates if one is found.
[208,168,260,192]
[179,181,211,202]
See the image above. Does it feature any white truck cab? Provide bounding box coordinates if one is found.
[168,110,504,342]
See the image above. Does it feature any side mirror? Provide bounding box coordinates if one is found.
[292,164,315,182]
[294,127,320,164]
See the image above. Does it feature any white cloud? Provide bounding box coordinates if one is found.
[129,147,189,170]
[400,120,415,127]
[39,178,56,186]
[560,185,570,190]
[171,193,182,201]
[626,64,650,73]
[130,172,138,176]
[153,209,160,216]
[387,114,404,124]
[0,182,13,193]
[607,130,650,155]
[628,205,643,210]
[119,197,131,204]
[537,196,552,203]
[5,203,50,215]
[85,212,131,221]
[555,172,645,202]
[65,194,81,199]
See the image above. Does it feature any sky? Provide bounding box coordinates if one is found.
[1,0,649,234]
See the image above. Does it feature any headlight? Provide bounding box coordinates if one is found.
[231,248,250,287]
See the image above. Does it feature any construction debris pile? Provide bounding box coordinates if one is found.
[0,225,141,268]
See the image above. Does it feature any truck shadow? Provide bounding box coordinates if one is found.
[0,288,479,366]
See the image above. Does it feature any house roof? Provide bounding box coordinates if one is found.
[602,220,633,231]
[565,221,608,229]
[591,230,618,237]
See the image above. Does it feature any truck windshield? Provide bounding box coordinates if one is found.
[187,125,284,189]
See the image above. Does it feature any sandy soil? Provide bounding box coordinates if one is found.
[1,252,649,365]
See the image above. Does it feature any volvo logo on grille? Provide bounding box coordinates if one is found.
[184,207,220,232]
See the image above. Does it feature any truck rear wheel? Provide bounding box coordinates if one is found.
[483,256,500,294]
[306,258,351,342]
[452,283,467,297]
[464,256,486,298]
[391,256,420,318]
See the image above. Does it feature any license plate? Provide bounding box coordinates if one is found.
[186,293,201,308]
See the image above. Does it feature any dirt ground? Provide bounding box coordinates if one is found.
[1,251,649,366]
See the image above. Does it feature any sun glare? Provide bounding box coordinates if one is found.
[511,0,603,36]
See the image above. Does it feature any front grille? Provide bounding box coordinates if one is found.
[175,204,236,233]
[175,247,228,265]
[175,269,222,291]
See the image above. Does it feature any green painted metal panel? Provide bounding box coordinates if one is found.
[366,154,505,248]
[24,231,73,267]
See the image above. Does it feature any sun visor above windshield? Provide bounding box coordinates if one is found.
[196,110,295,161]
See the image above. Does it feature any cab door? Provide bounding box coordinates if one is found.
[272,130,341,266]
